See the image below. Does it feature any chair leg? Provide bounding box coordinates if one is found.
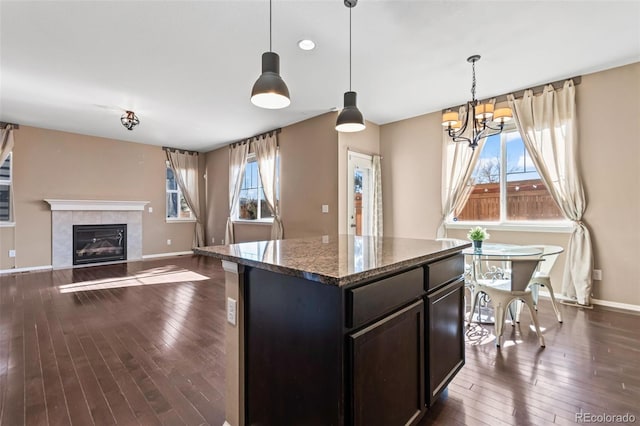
[523,296,545,348]
[494,302,508,348]
[542,283,563,323]
[530,283,539,310]
[468,289,480,325]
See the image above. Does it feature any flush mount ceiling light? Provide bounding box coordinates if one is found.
[441,55,512,150]
[120,111,140,131]
[251,0,291,109]
[297,39,316,51]
[336,0,365,133]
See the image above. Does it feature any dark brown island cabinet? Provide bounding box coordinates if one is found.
[194,235,469,426]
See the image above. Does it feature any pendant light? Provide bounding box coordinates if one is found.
[251,0,291,109]
[336,0,365,132]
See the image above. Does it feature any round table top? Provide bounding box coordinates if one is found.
[462,243,543,257]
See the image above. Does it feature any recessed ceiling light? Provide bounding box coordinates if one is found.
[298,39,316,51]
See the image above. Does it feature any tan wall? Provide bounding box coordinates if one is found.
[380,62,640,307]
[204,112,339,244]
[2,126,200,270]
[380,111,443,240]
[338,121,381,234]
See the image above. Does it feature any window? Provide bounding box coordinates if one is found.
[236,154,278,221]
[166,163,194,220]
[453,128,564,223]
[0,153,11,222]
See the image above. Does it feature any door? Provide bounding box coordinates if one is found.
[349,300,425,426]
[348,151,373,236]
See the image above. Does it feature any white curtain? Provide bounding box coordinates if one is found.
[372,154,383,238]
[226,142,249,244]
[165,149,205,248]
[437,104,488,238]
[253,133,283,239]
[1,125,15,222]
[508,80,593,305]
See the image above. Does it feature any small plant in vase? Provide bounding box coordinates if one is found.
[467,226,490,252]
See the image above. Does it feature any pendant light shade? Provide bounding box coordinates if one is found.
[336,0,365,133]
[251,0,290,109]
[336,91,365,132]
[251,52,291,109]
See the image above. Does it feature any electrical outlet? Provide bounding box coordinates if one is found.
[221,239,224,245]
[212,237,215,244]
[592,269,602,281]
[8,250,16,258]
[167,239,172,245]
[227,298,237,325]
[322,204,329,213]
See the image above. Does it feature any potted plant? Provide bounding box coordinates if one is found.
[467,226,490,252]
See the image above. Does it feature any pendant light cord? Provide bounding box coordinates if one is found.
[471,58,476,103]
[349,6,352,91]
[269,0,272,51]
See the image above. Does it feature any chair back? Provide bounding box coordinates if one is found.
[510,259,542,291]
[529,245,564,276]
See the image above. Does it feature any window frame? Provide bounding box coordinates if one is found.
[233,152,278,224]
[445,127,572,233]
[165,161,195,223]
[0,152,14,226]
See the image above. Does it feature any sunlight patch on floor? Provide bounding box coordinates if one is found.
[58,265,209,293]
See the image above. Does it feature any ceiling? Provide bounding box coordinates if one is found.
[1,1,639,152]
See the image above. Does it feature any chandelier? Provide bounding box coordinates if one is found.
[441,55,512,150]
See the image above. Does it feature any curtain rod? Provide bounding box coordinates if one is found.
[162,146,199,155]
[230,128,281,148]
[347,148,383,159]
[0,122,20,129]
[442,76,582,112]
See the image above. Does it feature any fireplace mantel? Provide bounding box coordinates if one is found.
[45,199,149,211]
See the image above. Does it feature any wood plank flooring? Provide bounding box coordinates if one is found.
[1,255,638,425]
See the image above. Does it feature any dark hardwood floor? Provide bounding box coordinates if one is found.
[0,255,638,425]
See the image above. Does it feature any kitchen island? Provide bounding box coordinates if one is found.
[194,235,469,426]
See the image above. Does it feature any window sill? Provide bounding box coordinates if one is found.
[446,221,574,233]
[166,218,196,224]
[0,222,15,228]
[232,219,274,226]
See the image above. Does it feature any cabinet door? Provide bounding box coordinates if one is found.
[427,278,465,405]
[350,300,425,426]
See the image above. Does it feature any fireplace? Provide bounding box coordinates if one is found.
[73,224,127,265]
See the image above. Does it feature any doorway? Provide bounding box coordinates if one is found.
[348,151,373,236]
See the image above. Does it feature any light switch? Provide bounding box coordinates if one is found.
[227,298,237,325]
[148,206,153,213]
[322,204,329,213]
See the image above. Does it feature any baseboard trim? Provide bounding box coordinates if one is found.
[591,298,640,313]
[535,289,640,313]
[142,251,194,260]
[0,265,53,275]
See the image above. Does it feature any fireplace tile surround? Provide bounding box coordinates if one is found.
[45,200,148,269]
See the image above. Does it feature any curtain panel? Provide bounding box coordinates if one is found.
[372,155,383,238]
[253,134,283,239]
[438,103,490,238]
[165,149,205,248]
[508,80,593,305]
[226,142,249,244]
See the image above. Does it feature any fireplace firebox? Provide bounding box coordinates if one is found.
[73,224,127,265]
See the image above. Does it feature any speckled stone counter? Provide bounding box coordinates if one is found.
[193,235,469,286]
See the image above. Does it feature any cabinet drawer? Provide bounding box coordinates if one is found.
[426,254,464,292]
[347,268,424,329]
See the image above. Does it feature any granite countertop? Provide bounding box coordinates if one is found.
[193,235,470,286]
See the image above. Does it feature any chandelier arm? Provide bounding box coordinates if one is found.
[484,122,506,132]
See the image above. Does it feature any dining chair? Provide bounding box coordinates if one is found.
[469,258,545,348]
[516,245,564,323]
